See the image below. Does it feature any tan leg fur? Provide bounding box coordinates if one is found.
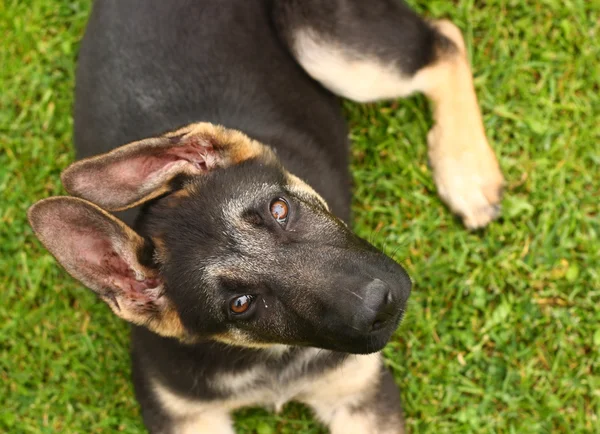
[416,20,505,229]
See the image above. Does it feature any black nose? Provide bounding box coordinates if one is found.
[351,279,395,333]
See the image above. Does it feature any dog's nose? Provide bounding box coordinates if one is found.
[351,279,395,333]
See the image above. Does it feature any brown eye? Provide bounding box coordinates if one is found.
[270,199,288,223]
[230,295,253,314]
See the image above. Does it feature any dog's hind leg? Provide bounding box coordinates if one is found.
[274,0,504,229]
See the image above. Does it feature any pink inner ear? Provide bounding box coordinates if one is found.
[72,226,162,310]
[107,152,183,192]
[105,138,218,192]
[168,137,218,170]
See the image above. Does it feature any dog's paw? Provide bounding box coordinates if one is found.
[428,126,504,230]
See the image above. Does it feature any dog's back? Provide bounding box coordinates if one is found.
[74,0,352,219]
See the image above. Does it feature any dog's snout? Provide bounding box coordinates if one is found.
[351,279,395,333]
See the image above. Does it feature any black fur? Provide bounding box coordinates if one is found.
[72,0,442,431]
[75,0,351,223]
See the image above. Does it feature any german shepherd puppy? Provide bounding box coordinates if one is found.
[28,0,504,432]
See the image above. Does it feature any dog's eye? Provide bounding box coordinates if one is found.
[230,295,253,314]
[270,199,288,223]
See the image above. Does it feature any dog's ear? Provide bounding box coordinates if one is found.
[28,197,185,339]
[61,123,274,211]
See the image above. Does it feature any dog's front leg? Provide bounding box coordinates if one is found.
[140,377,235,434]
[165,412,235,434]
[299,354,404,434]
[418,20,505,230]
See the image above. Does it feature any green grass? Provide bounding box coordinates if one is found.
[1,0,599,432]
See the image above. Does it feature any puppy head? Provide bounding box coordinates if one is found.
[29,123,411,354]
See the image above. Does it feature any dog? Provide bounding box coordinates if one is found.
[28,0,504,432]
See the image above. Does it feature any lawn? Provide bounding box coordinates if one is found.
[1,0,599,432]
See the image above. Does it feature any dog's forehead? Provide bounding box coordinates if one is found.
[151,161,333,274]
[195,175,333,285]
[181,160,328,216]
[221,182,281,216]
[188,159,285,200]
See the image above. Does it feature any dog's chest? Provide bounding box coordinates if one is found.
[210,347,329,411]
[152,347,362,417]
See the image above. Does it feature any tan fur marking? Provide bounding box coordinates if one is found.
[151,235,169,263]
[415,20,505,229]
[293,29,422,102]
[153,379,211,418]
[211,367,266,395]
[152,371,273,418]
[299,353,381,413]
[145,303,187,340]
[104,295,186,340]
[176,415,235,434]
[212,330,283,350]
[328,409,403,434]
[167,185,194,201]
[300,353,402,433]
[152,380,235,433]
[152,351,402,432]
[286,173,329,210]
[164,122,276,166]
